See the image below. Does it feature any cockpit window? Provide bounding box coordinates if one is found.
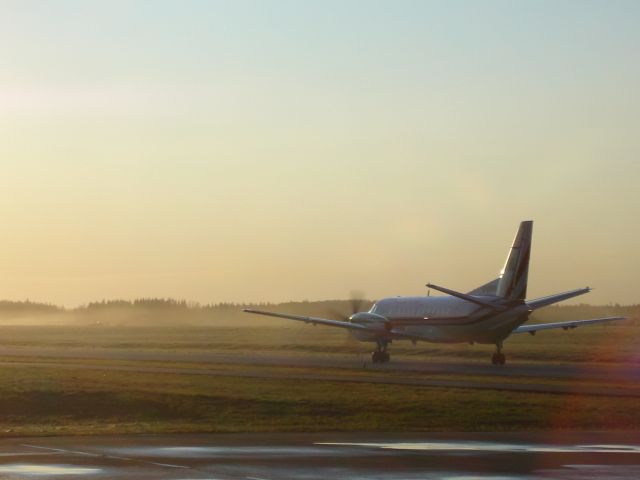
[371,301,392,316]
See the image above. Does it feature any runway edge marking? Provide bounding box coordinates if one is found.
[21,444,190,470]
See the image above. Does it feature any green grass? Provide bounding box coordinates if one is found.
[0,362,637,436]
[0,323,637,436]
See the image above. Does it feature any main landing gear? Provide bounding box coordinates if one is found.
[371,340,390,364]
[491,342,506,365]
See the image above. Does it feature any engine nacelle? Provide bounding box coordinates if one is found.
[349,312,389,331]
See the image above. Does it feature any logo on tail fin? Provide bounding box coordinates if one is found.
[496,220,532,301]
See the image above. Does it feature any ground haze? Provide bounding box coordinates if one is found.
[0,305,636,436]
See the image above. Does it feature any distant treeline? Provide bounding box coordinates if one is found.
[0,298,375,326]
[0,300,63,315]
[0,298,636,327]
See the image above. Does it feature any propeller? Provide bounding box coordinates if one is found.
[338,291,368,351]
[328,290,367,321]
[326,292,383,355]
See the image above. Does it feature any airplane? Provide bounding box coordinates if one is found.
[244,221,626,365]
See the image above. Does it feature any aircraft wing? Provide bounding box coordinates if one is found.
[243,308,426,341]
[513,316,626,334]
[243,308,369,331]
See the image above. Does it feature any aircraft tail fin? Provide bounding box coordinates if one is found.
[496,220,533,301]
[467,278,500,296]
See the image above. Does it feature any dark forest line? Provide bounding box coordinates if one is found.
[0,298,636,327]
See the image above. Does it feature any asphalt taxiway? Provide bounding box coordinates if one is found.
[0,432,639,479]
[0,346,638,397]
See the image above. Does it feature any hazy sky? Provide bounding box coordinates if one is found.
[1,1,638,306]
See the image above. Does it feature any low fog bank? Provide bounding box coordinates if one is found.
[0,299,637,328]
[0,299,376,327]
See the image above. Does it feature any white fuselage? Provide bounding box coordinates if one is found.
[243,220,624,364]
[351,295,530,345]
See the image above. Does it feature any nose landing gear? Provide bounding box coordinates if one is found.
[491,342,506,365]
[371,341,390,364]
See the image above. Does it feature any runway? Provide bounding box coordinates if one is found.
[0,346,638,397]
[0,345,637,381]
[0,432,639,479]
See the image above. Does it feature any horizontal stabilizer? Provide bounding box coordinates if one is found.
[514,316,626,334]
[426,283,503,309]
[526,287,591,310]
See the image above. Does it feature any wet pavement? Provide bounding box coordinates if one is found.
[0,432,638,479]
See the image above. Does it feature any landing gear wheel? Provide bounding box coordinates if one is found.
[491,352,506,365]
[371,340,391,364]
[491,341,506,365]
[371,350,391,364]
